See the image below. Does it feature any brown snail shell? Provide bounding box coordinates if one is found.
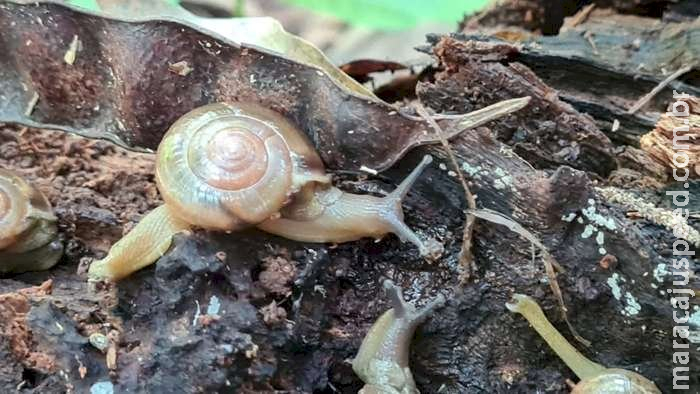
[0,169,62,274]
[572,369,661,394]
[155,102,330,230]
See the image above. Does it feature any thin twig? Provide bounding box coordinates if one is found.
[583,31,599,56]
[414,103,477,282]
[24,92,39,117]
[405,97,531,141]
[568,4,596,28]
[628,64,695,114]
[467,208,590,346]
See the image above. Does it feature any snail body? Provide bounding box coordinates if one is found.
[0,169,63,274]
[506,294,660,394]
[88,103,438,281]
[353,280,445,394]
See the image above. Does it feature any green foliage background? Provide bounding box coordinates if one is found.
[67,0,490,30]
[282,0,490,30]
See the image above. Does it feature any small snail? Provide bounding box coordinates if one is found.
[506,294,661,393]
[0,169,63,274]
[352,279,445,394]
[88,103,439,281]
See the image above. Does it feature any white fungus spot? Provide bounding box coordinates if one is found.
[690,310,700,328]
[91,381,114,394]
[461,162,482,178]
[598,247,606,255]
[689,330,700,344]
[653,263,669,282]
[607,273,643,316]
[581,224,596,239]
[596,231,605,245]
[623,292,641,316]
[207,295,221,315]
[607,273,624,300]
[500,175,513,187]
[561,213,576,222]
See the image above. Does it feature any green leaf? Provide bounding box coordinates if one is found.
[66,0,101,11]
[281,0,490,30]
[66,0,180,12]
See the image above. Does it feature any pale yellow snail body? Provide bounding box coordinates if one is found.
[506,294,661,394]
[0,169,63,274]
[353,280,445,394]
[88,103,438,281]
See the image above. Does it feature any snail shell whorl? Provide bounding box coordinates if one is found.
[0,169,55,249]
[0,169,62,274]
[156,102,328,230]
[572,369,661,394]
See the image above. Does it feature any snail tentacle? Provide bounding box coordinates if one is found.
[352,280,445,393]
[506,294,605,380]
[507,294,661,393]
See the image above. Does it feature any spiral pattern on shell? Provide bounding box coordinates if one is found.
[0,169,62,274]
[0,169,33,249]
[156,102,326,230]
[572,369,660,394]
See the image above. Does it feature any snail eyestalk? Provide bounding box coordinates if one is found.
[382,155,438,256]
[352,280,446,393]
[87,205,191,281]
[506,294,605,380]
[508,294,662,393]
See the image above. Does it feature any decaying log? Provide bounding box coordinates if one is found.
[417,36,617,177]
[641,96,700,178]
[460,7,700,146]
[462,0,700,35]
[1,115,697,392]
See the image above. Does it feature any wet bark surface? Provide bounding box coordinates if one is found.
[0,1,699,393]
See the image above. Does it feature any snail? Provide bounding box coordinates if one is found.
[506,294,661,393]
[352,279,445,394]
[0,169,63,274]
[88,102,440,281]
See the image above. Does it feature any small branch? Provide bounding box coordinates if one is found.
[414,103,477,283]
[24,92,39,117]
[568,4,596,28]
[410,97,531,144]
[467,208,590,346]
[628,64,694,114]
